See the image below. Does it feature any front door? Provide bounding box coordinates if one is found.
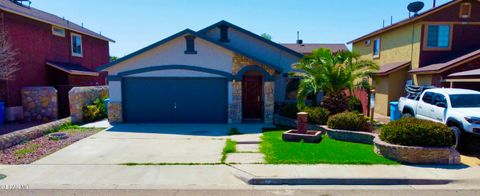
[242,76,263,120]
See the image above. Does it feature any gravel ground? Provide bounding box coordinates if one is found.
[0,129,101,164]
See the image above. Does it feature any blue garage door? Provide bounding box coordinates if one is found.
[123,77,228,123]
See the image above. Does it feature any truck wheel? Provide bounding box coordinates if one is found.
[451,126,465,151]
[402,113,413,118]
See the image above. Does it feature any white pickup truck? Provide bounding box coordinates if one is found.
[398,88,480,149]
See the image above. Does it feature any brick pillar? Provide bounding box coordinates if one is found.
[229,81,242,123]
[297,112,308,134]
[264,81,275,124]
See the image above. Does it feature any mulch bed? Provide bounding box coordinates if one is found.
[0,129,101,164]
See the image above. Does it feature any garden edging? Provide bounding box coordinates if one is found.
[373,137,461,165]
[319,126,376,144]
[0,118,71,150]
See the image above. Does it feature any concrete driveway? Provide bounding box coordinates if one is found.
[33,124,265,165]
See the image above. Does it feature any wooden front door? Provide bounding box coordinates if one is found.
[242,76,263,119]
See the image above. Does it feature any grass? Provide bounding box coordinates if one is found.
[221,139,237,163]
[260,129,398,165]
[43,123,88,135]
[14,144,39,158]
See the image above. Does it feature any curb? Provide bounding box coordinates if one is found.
[232,168,454,185]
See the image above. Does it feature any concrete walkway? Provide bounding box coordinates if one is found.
[226,133,265,164]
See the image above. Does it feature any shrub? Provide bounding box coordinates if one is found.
[280,103,299,119]
[380,118,454,147]
[321,93,349,115]
[327,112,369,131]
[228,128,241,135]
[303,107,330,125]
[348,96,363,114]
[82,98,107,123]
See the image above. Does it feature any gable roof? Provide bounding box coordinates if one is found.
[0,0,114,42]
[410,48,480,74]
[97,28,283,72]
[198,20,304,58]
[348,0,462,44]
[282,43,348,55]
[448,68,480,78]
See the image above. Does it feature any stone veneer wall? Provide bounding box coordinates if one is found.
[108,102,123,123]
[231,54,276,124]
[0,118,70,150]
[264,81,275,124]
[21,87,58,122]
[320,126,376,145]
[373,137,461,165]
[69,86,108,123]
[229,81,242,123]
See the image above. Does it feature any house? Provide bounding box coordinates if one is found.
[282,41,348,55]
[98,20,306,124]
[349,0,480,116]
[0,0,114,121]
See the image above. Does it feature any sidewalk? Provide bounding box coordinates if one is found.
[1,164,480,189]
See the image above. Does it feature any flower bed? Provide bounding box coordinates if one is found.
[320,126,376,145]
[373,137,460,165]
[0,127,101,164]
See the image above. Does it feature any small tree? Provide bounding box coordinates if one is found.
[0,32,19,102]
[261,33,272,41]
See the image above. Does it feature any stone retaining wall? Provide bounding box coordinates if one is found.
[69,86,108,123]
[21,87,58,122]
[273,115,320,130]
[0,118,71,150]
[320,126,376,144]
[373,137,461,165]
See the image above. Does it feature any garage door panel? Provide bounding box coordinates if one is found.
[123,77,228,123]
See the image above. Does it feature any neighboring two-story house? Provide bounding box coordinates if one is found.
[0,0,114,121]
[349,0,480,116]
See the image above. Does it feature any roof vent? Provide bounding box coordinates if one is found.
[296,31,304,45]
[408,1,425,17]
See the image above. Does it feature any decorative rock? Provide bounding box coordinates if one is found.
[22,87,58,122]
[69,86,108,123]
[49,132,69,140]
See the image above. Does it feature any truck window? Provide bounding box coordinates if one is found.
[422,92,434,104]
[432,93,446,106]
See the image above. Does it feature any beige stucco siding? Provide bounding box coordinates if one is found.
[105,35,235,75]
[416,74,433,86]
[353,23,422,70]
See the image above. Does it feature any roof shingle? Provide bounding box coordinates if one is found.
[0,0,114,42]
[410,49,480,74]
[281,43,348,55]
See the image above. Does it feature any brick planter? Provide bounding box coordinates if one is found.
[320,126,376,144]
[274,115,321,130]
[373,137,461,165]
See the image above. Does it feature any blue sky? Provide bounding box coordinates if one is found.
[32,0,450,57]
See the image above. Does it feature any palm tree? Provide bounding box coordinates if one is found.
[292,48,378,107]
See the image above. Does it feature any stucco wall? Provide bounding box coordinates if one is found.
[416,75,433,86]
[203,27,299,72]
[373,67,409,116]
[105,35,234,75]
[374,76,390,116]
[353,22,422,70]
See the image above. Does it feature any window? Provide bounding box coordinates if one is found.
[450,94,480,108]
[71,33,83,57]
[422,92,434,104]
[218,24,230,43]
[373,38,381,58]
[425,24,451,50]
[184,35,197,54]
[432,94,447,107]
[52,26,65,37]
[460,3,472,18]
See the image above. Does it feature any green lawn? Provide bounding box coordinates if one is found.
[260,129,398,165]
